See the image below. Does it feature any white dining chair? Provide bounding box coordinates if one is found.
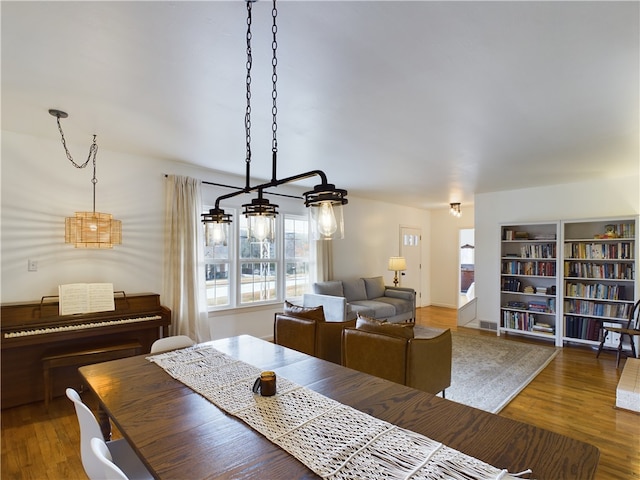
[66,388,153,480]
[90,437,129,480]
[150,335,195,353]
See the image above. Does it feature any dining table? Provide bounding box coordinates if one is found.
[79,334,599,479]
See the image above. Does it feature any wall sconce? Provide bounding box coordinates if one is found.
[50,109,122,248]
[388,256,407,287]
[450,203,462,218]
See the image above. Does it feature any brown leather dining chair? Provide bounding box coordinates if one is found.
[597,299,640,367]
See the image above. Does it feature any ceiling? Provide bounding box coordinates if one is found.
[2,1,638,210]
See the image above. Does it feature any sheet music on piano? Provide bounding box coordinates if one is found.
[58,283,116,316]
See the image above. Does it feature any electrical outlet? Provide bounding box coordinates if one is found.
[28,259,38,272]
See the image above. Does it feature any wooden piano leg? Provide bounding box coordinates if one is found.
[97,404,112,441]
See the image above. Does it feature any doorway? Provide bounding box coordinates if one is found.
[459,229,475,308]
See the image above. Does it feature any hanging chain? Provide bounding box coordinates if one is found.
[245,0,253,167]
[55,114,98,169]
[271,0,278,154]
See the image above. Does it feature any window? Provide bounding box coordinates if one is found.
[284,216,310,298]
[204,210,310,310]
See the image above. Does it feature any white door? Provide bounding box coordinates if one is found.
[399,226,422,305]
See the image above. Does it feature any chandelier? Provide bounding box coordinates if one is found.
[49,109,122,248]
[201,0,348,243]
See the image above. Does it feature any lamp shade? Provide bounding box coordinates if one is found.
[388,257,407,271]
[65,212,122,249]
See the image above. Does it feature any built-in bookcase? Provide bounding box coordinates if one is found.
[562,218,638,350]
[499,217,639,351]
[499,223,561,346]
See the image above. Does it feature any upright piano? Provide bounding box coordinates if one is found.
[1,292,171,409]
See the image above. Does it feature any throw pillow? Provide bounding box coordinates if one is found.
[363,276,386,299]
[284,301,325,322]
[342,278,367,302]
[355,313,414,339]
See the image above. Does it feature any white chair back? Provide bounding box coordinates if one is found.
[150,335,195,353]
[90,437,129,480]
[66,388,108,479]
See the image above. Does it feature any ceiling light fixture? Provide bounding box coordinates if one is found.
[450,202,462,218]
[49,109,122,248]
[201,0,348,243]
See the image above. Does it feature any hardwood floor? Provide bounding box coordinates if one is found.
[417,306,640,480]
[2,306,638,479]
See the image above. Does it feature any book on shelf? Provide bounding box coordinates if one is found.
[528,301,549,312]
[58,282,115,316]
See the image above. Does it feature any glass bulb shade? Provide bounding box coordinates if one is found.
[249,215,274,242]
[310,202,344,240]
[205,222,227,247]
[388,257,407,271]
[65,212,122,249]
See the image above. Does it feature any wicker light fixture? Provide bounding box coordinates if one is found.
[201,0,348,241]
[50,109,122,248]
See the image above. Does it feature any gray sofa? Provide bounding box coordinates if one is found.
[303,276,416,323]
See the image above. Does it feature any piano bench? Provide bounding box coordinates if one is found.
[42,342,142,411]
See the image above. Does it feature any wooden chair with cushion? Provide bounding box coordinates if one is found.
[274,301,356,364]
[342,315,452,396]
[597,299,640,367]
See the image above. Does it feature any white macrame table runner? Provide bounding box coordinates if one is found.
[148,345,531,480]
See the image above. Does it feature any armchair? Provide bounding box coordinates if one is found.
[273,302,355,364]
[342,318,451,396]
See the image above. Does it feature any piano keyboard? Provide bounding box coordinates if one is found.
[3,315,163,338]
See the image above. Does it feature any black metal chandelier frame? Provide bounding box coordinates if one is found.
[201,0,347,229]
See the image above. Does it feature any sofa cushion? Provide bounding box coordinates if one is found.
[356,314,414,339]
[350,300,396,319]
[284,301,325,322]
[363,276,386,300]
[342,278,367,302]
[348,303,376,318]
[374,296,413,315]
[313,281,344,297]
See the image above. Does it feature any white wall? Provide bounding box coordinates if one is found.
[331,197,431,307]
[429,205,475,308]
[1,130,433,339]
[474,176,640,328]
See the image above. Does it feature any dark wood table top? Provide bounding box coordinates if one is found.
[79,335,599,480]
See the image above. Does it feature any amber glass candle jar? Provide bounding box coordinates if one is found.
[260,371,276,396]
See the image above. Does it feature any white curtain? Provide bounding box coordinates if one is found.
[314,240,333,282]
[163,175,208,342]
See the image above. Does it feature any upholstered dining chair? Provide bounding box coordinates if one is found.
[150,335,195,353]
[597,299,640,368]
[66,388,153,480]
[90,437,129,480]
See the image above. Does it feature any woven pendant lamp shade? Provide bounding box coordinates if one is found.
[65,212,122,249]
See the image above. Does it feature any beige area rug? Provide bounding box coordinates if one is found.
[441,330,558,413]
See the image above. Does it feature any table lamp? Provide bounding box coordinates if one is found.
[388,257,407,287]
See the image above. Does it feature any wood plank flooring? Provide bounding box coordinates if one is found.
[2,306,638,479]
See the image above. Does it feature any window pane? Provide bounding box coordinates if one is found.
[239,217,275,259]
[284,216,310,298]
[204,245,231,307]
[240,262,277,303]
